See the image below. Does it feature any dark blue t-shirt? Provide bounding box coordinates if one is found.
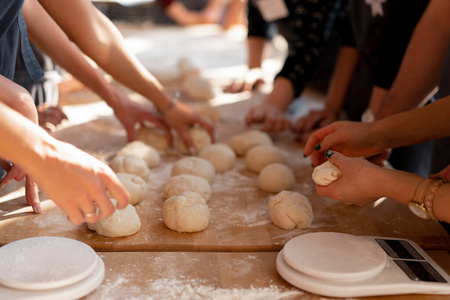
[0,0,43,81]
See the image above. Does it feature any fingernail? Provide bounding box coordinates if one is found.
[325,150,334,159]
[33,204,42,214]
[311,163,314,168]
[303,153,306,158]
[189,146,197,156]
[314,144,321,151]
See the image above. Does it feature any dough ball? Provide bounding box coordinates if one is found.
[196,105,222,123]
[110,155,150,179]
[88,199,141,237]
[199,143,236,172]
[245,144,284,173]
[163,191,211,233]
[258,163,295,193]
[116,173,148,205]
[164,174,212,201]
[182,76,222,101]
[178,57,202,78]
[228,130,272,156]
[268,191,313,230]
[171,156,215,183]
[176,128,212,154]
[312,160,342,186]
[118,140,160,167]
[136,126,169,151]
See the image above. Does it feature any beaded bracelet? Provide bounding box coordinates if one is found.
[423,178,448,221]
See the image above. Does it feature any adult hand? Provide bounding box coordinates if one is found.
[110,90,173,145]
[224,68,265,93]
[31,140,130,225]
[163,100,214,155]
[0,160,42,214]
[245,103,291,133]
[304,121,383,167]
[37,104,68,131]
[315,151,382,206]
[292,109,338,144]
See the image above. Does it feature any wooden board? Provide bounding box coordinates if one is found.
[82,251,450,299]
[1,92,449,252]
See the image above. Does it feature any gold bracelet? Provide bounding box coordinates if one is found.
[424,178,447,221]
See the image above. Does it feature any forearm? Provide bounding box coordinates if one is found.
[247,37,267,70]
[38,0,170,111]
[373,167,424,205]
[373,95,450,149]
[263,77,294,111]
[0,101,54,173]
[0,75,38,123]
[24,0,121,110]
[324,46,362,114]
[376,0,450,119]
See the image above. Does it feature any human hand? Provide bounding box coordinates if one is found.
[304,121,382,167]
[0,160,42,214]
[224,68,265,93]
[292,109,338,144]
[431,164,450,181]
[30,140,130,225]
[37,104,68,131]
[315,151,382,206]
[245,103,291,133]
[163,100,214,155]
[110,91,173,144]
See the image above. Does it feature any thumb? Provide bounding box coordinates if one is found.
[324,150,345,168]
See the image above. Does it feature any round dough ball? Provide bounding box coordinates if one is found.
[136,126,169,151]
[171,156,215,183]
[182,76,222,101]
[118,140,160,167]
[228,130,272,156]
[88,199,141,237]
[177,128,212,154]
[199,143,236,172]
[268,191,313,230]
[164,174,212,201]
[245,144,284,173]
[110,155,150,179]
[258,163,295,193]
[312,160,342,186]
[163,191,211,233]
[116,173,148,205]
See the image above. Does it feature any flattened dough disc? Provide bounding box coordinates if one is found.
[0,236,97,290]
[283,232,387,282]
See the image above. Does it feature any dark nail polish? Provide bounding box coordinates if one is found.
[325,150,334,158]
[303,153,306,158]
[311,163,314,168]
[314,144,321,151]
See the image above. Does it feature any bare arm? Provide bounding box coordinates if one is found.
[304,95,450,166]
[376,0,450,119]
[292,46,362,143]
[37,0,214,152]
[23,0,171,142]
[0,93,129,224]
[318,151,450,223]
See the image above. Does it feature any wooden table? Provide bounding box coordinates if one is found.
[1,24,449,299]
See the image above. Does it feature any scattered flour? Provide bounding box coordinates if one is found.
[89,277,303,300]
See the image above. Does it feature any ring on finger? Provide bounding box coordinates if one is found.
[84,206,100,219]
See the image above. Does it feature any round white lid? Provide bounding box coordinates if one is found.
[283,232,387,282]
[0,236,98,290]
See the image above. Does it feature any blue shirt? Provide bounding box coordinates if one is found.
[0,0,43,82]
